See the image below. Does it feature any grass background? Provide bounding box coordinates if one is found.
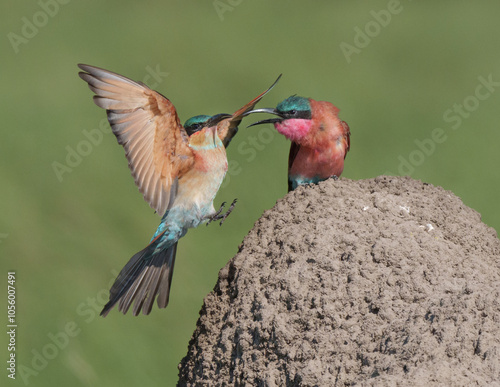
[2,1,499,386]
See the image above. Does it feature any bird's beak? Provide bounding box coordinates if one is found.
[243,108,285,128]
[207,113,232,127]
[205,113,232,143]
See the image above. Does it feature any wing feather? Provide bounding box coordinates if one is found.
[341,120,351,157]
[78,64,193,215]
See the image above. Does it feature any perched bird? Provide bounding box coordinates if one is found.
[247,96,350,191]
[78,64,279,316]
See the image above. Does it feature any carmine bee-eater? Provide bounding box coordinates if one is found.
[78,64,279,316]
[247,96,350,192]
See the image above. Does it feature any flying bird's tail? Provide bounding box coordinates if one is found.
[100,238,178,317]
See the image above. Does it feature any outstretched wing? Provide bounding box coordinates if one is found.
[218,74,282,147]
[78,64,193,215]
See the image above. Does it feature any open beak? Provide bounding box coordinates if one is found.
[243,108,285,128]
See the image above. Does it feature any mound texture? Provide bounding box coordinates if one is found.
[178,176,500,386]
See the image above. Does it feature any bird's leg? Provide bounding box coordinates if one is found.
[206,199,237,226]
[331,175,339,181]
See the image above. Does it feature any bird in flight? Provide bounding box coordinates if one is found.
[78,64,280,315]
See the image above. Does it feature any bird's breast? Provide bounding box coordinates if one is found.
[290,143,345,180]
[193,146,227,175]
[171,145,227,225]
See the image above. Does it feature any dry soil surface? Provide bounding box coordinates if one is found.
[178,176,500,386]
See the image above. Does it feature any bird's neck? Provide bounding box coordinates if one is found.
[275,119,313,143]
[189,127,223,150]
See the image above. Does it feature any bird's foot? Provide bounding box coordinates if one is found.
[331,175,339,181]
[208,201,227,222]
[207,199,237,226]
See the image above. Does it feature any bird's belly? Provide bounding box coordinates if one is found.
[290,146,345,180]
[170,158,227,228]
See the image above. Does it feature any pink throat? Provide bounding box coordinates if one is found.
[275,119,312,142]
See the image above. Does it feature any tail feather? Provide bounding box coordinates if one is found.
[132,246,175,315]
[157,243,177,308]
[100,242,178,317]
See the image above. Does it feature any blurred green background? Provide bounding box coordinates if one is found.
[2,1,499,386]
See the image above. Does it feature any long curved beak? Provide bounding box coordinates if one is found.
[243,108,285,128]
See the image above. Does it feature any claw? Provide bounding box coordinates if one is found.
[207,199,237,226]
[219,198,237,226]
[206,201,227,226]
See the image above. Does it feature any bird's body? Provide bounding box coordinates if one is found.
[78,64,279,316]
[247,96,350,191]
[151,125,228,247]
[101,125,227,317]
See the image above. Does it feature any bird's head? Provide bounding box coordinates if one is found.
[184,115,212,136]
[246,96,313,143]
[185,113,231,149]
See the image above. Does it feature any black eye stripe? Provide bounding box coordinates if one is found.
[279,109,312,120]
[185,123,205,136]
